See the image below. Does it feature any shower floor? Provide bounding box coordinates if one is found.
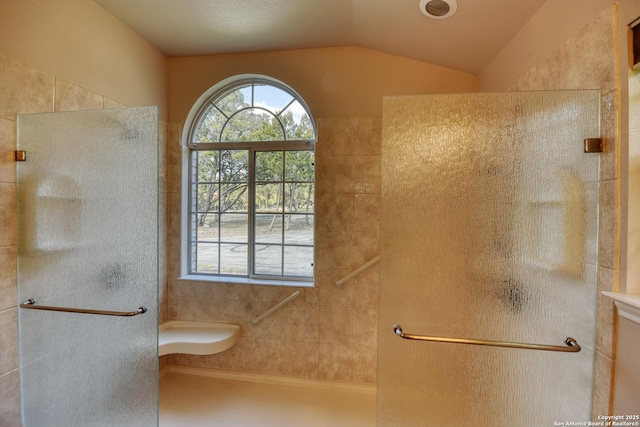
[159,370,377,427]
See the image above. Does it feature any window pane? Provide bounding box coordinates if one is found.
[195,243,219,273]
[220,183,248,213]
[284,215,313,245]
[285,151,314,181]
[196,151,220,183]
[215,85,251,116]
[254,244,282,276]
[196,214,219,241]
[196,184,219,213]
[255,151,283,182]
[220,214,248,242]
[281,101,314,140]
[220,243,247,275]
[253,84,294,115]
[255,214,283,244]
[194,104,224,143]
[222,109,284,142]
[303,184,315,213]
[255,183,282,213]
[220,150,248,182]
[283,246,313,277]
[284,183,314,213]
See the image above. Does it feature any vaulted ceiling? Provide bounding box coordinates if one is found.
[93,0,547,75]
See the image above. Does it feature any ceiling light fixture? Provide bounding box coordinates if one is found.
[419,0,457,19]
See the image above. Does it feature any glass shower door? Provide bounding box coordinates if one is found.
[17,107,159,426]
[378,91,600,426]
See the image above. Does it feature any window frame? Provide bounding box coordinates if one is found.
[180,75,317,287]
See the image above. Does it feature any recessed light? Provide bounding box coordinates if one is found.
[419,0,458,19]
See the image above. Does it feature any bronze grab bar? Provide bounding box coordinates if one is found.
[393,324,580,353]
[20,298,147,317]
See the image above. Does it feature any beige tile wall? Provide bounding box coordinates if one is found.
[0,51,145,426]
[165,116,382,384]
[511,7,619,417]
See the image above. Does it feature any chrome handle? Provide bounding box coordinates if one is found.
[393,324,580,353]
[20,299,147,317]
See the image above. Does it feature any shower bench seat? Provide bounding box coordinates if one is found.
[159,321,241,356]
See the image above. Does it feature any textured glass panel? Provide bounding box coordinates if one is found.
[17,107,159,426]
[254,244,283,275]
[378,91,599,427]
[283,246,313,277]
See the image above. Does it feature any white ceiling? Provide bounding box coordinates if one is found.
[93,0,547,75]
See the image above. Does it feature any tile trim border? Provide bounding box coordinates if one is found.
[602,292,640,324]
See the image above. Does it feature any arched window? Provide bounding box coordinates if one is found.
[182,75,316,286]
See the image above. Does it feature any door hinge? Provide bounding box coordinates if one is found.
[14,150,26,161]
[584,138,603,153]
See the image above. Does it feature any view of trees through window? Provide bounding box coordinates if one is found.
[189,80,316,280]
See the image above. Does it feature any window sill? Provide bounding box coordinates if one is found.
[179,274,314,288]
[602,291,640,325]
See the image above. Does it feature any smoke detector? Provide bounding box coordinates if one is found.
[419,0,458,19]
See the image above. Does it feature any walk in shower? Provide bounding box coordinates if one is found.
[14,91,601,426]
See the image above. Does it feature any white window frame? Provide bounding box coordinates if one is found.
[180,74,317,287]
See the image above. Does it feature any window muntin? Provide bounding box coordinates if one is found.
[185,76,316,284]
[190,81,314,145]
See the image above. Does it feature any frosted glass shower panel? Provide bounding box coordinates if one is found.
[17,108,159,427]
[378,91,600,426]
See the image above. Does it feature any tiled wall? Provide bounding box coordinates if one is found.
[0,51,168,426]
[508,7,619,417]
[165,117,382,384]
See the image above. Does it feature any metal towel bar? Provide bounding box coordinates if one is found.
[20,299,147,317]
[393,324,580,353]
